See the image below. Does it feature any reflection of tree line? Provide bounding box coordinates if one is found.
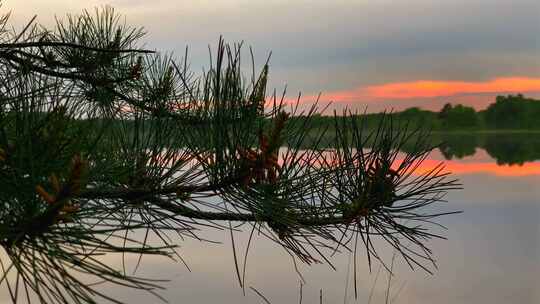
[405,133,540,166]
[300,132,540,166]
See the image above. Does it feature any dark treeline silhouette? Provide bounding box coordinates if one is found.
[301,94,540,131]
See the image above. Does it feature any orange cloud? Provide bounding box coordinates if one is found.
[364,77,540,99]
[316,76,540,102]
[279,76,540,113]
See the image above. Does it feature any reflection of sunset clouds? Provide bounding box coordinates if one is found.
[384,148,540,177]
[415,158,540,177]
[290,147,540,178]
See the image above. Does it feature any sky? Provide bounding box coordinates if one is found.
[1,3,539,303]
[5,0,540,112]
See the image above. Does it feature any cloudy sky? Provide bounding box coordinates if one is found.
[5,0,540,112]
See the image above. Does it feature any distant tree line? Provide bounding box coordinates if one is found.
[15,94,537,137]
[299,94,540,131]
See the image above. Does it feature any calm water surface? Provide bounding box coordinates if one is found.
[117,141,539,304]
[2,136,539,304]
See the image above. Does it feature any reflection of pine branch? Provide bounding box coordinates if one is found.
[0,6,461,304]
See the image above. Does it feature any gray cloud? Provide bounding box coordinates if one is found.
[4,0,540,104]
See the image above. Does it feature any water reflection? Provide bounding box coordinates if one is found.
[97,145,540,304]
[1,141,539,304]
[414,150,540,177]
[311,132,540,165]
[433,132,540,165]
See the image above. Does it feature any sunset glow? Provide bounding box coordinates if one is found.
[364,77,540,99]
[290,77,540,112]
[323,77,540,102]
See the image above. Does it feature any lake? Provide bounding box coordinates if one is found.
[1,133,539,304]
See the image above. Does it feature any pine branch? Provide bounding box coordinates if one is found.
[0,6,462,304]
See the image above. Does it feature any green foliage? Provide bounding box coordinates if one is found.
[484,94,540,129]
[439,104,478,129]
